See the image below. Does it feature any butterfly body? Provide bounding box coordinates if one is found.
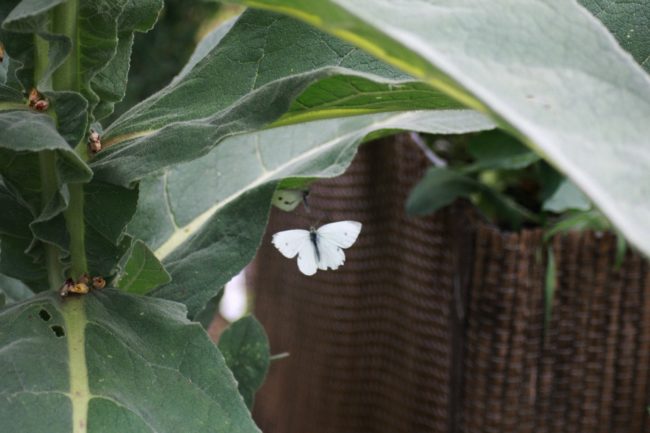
[309,228,321,261]
[272,221,362,275]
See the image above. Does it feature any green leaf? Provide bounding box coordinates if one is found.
[91,9,457,187]
[0,272,34,304]
[463,130,540,173]
[152,183,275,318]
[1,0,70,90]
[88,0,164,120]
[0,181,33,239]
[544,247,556,328]
[0,83,23,101]
[91,33,134,121]
[173,16,237,82]
[279,75,462,125]
[0,51,8,84]
[579,0,650,72]
[45,91,89,147]
[112,239,171,294]
[81,181,138,277]
[126,110,493,316]
[0,289,261,433]
[218,315,270,409]
[544,210,611,240]
[194,290,224,330]
[0,111,91,288]
[0,128,133,283]
[0,235,48,290]
[406,168,479,215]
[406,167,539,228]
[230,0,650,257]
[0,114,131,281]
[542,178,591,213]
[1,0,162,120]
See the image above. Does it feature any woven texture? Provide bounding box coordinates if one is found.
[248,136,650,433]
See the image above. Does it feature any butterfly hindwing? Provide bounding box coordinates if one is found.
[272,229,310,258]
[296,240,318,276]
[316,237,346,271]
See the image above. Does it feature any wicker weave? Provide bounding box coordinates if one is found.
[248,135,650,433]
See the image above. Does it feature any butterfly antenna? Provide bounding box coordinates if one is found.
[301,189,311,213]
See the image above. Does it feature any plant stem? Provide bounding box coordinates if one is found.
[64,184,87,278]
[33,35,49,87]
[33,24,64,288]
[38,151,64,288]
[52,0,79,91]
[52,0,87,279]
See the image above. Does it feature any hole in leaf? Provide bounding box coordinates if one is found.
[38,309,51,321]
[50,325,65,338]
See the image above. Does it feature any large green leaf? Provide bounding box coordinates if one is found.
[218,315,270,410]
[126,109,493,316]
[0,289,260,433]
[227,0,650,257]
[91,9,458,187]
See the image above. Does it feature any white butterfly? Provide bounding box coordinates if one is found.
[272,221,362,276]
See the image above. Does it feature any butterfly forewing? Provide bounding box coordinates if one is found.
[272,229,311,258]
[316,221,362,248]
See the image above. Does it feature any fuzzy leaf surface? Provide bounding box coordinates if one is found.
[228,0,650,257]
[91,9,459,187]
[0,289,260,433]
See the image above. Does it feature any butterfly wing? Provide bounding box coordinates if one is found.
[296,241,319,276]
[272,229,310,258]
[316,237,346,271]
[316,221,362,248]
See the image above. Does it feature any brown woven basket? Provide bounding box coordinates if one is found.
[248,135,650,433]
